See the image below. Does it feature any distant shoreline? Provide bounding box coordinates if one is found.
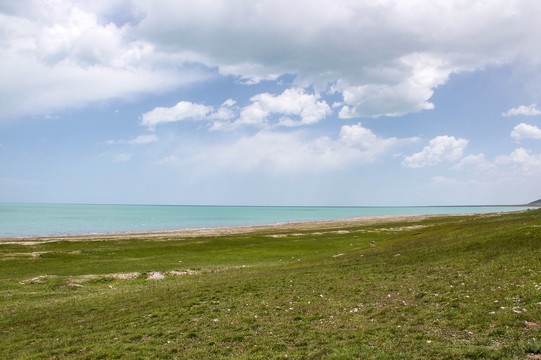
[1,203,537,240]
[1,210,535,244]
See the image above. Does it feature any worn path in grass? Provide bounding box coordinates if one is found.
[1,211,540,359]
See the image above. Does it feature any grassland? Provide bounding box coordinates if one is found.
[1,210,540,359]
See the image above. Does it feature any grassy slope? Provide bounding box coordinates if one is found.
[0,210,540,359]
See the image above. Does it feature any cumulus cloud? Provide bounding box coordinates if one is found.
[451,153,497,172]
[429,149,541,203]
[4,0,540,120]
[336,53,451,118]
[235,88,331,128]
[207,100,241,130]
[141,101,213,129]
[0,0,209,119]
[190,123,418,173]
[134,0,541,118]
[495,148,541,169]
[143,88,331,130]
[402,135,468,168]
[491,148,541,187]
[209,99,237,120]
[510,123,541,141]
[502,104,541,117]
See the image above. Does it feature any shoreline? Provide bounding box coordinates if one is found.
[2,204,536,242]
[0,211,513,244]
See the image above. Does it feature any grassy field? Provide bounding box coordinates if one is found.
[1,210,540,359]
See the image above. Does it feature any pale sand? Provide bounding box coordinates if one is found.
[0,212,502,245]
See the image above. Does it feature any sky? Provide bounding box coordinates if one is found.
[1,0,541,206]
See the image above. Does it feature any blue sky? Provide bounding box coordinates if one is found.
[1,0,541,206]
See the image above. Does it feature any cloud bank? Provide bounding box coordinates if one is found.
[3,0,541,120]
[185,123,418,173]
[0,0,209,119]
[134,0,541,118]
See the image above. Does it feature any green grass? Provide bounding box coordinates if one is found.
[1,210,540,359]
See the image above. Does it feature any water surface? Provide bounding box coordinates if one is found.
[0,203,533,238]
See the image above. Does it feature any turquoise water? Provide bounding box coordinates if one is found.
[0,203,534,238]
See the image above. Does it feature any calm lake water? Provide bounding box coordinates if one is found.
[0,203,533,238]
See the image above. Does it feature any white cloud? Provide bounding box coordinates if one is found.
[190,123,417,173]
[141,101,213,129]
[402,135,468,168]
[206,101,238,130]
[221,99,236,107]
[502,104,541,117]
[451,153,497,172]
[235,102,267,128]
[106,134,158,145]
[235,88,331,127]
[143,88,331,130]
[4,1,541,120]
[0,1,209,120]
[338,122,415,157]
[495,148,541,169]
[510,123,541,141]
[451,153,498,174]
[424,149,541,204]
[134,0,541,118]
[337,53,451,118]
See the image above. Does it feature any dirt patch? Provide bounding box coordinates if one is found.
[20,275,56,284]
[374,224,430,231]
[146,271,165,280]
[113,272,140,280]
[168,270,199,276]
[71,272,140,282]
[65,283,84,288]
[525,321,540,329]
[1,251,48,259]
